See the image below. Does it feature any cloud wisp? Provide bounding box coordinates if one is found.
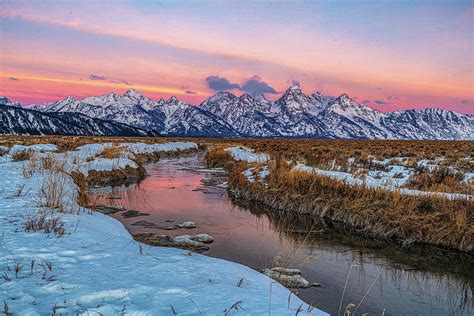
[89,74,106,81]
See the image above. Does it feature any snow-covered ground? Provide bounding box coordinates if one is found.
[0,142,324,315]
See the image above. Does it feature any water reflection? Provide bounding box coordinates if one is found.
[89,154,473,315]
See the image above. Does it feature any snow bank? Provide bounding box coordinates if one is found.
[226,146,269,163]
[9,143,58,154]
[0,144,323,315]
[78,157,138,176]
[123,141,198,155]
[61,142,198,175]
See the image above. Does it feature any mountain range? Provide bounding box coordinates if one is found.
[1,84,472,139]
[0,97,157,137]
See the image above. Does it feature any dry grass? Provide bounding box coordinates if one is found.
[406,167,473,195]
[204,146,234,169]
[36,171,71,212]
[206,147,474,253]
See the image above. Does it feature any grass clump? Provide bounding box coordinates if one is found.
[25,212,65,237]
[205,146,234,169]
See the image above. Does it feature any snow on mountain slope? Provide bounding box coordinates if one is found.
[384,108,474,140]
[318,94,394,139]
[10,85,474,139]
[200,91,281,136]
[0,103,156,136]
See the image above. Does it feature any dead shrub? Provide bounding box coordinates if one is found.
[52,138,79,152]
[70,171,90,207]
[12,149,34,162]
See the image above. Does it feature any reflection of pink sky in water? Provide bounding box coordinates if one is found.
[89,155,472,315]
[98,157,286,268]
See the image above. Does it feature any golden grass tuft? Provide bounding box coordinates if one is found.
[96,144,125,159]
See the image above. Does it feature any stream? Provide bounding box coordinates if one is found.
[89,153,473,315]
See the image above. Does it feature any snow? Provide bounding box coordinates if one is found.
[0,143,324,315]
[242,166,270,183]
[9,143,58,154]
[226,146,270,163]
[78,157,138,175]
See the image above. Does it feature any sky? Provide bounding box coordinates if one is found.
[0,0,473,113]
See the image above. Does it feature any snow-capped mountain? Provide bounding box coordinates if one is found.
[30,90,237,137]
[0,98,157,136]
[10,85,474,139]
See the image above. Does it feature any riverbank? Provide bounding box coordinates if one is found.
[205,145,473,253]
[0,142,323,314]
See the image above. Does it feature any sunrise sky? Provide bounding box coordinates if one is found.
[0,0,473,113]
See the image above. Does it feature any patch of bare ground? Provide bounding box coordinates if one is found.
[206,147,474,253]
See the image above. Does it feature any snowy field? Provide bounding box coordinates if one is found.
[227,146,473,201]
[0,142,324,315]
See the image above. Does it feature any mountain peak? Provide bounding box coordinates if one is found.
[0,96,12,105]
[336,93,350,102]
[289,82,301,92]
[168,96,178,102]
[63,96,77,103]
[124,89,144,99]
[208,90,237,102]
[239,93,255,102]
